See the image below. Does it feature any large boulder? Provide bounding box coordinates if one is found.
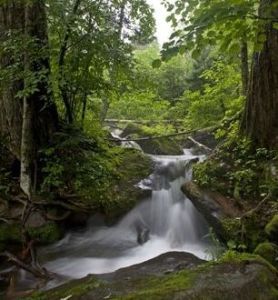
[102,148,154,221]
[181,181,242,242]
[26,252,278,300]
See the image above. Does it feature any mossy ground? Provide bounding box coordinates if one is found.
[254,242,278,268]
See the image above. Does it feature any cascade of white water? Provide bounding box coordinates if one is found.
[19,150,211,289]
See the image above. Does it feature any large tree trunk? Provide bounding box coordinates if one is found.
[241,0,278,148]
[0,0,59,195]
[240,40,249,96]
[0,2,25,158]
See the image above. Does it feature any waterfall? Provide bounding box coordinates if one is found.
[19,149,211,289]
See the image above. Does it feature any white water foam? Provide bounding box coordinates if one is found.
[36,151,211,281]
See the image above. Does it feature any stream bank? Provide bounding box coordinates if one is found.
[24,252,278,300]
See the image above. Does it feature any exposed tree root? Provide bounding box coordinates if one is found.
[0,251,52,279]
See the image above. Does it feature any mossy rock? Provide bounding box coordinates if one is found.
[0,223,21,244]
[120,123,144,138]
[0,223,22,252]
[100,148,154,221]
[254,242,278,268]
[265,214,278,243]
[27,222,62,245]
[121,123,183,155]
[137,137,183,155]
[25,252,278,300]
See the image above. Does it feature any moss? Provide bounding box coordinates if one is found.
[193,159,227,193]
[23,252,278,300]
[221,218,242,242]
[137,137,183,155]
[27,222,62,244]
[101,148,153,220]
[265,214,278,243]
[254,242,278,268]
[121,123,183,155]
[221,214,268,252]
[112,270,197,300]
[0,223,21,243]
[24,276,102,300]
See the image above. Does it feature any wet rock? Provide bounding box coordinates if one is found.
[103,252,205,280]
[25,211,47,228]
[136,227,150,245]
[9,204,24,219]
[137,138,184,155]
[181,181,242,242]
[183,130,218,151]
[120,124,183,155]
[105,149,154,222]
[31,252,278,300]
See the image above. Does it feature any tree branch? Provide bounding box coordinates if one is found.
[0,251,52,279]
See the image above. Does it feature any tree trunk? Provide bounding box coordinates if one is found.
[0,2,25,158]
[241,0,278,148]
[58,0,82,124]
[0,0,59,194]
[240,40,249,96]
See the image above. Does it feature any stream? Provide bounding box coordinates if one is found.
[18,149,212,290]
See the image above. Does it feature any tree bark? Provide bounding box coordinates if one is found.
[58,0,82,124]
[0,0,59,194]
[0,1,25,158]
[240,40,249,96]
[241,0,278,148]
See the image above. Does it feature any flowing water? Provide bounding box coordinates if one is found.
[19,149,211,289]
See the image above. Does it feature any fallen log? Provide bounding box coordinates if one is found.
[105,119,184,124]
[187,136,212,152]
[108,125,217,142]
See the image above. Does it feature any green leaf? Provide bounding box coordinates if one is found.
[152,59,162,68]
[273,23,278,30]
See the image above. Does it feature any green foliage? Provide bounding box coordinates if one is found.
[0,29,51,100]
[108,43,193,122]
[194,121,278,200]
[47,0,156,123]
[0,223,21,243]
[39,124,153,218]
[109,91,170,121]
[161,0,258,61]
[27,222,62,244]
[254,242,278,267]
[182,60,244,129]
[40,125,115,203]
[265,214,278,243]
